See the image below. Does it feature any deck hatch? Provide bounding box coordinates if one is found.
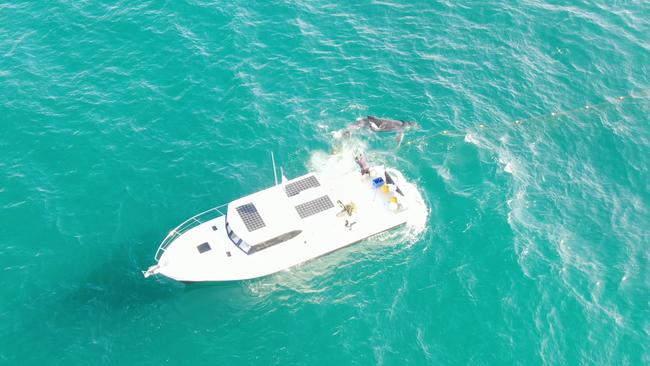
[197,242,211,254]
[236,203,266,231]
[295,195,334,219]
[285,175,320,197]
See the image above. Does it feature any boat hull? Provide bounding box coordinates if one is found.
[146,166,426,282]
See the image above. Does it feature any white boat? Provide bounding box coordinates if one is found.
[144,154,426,282]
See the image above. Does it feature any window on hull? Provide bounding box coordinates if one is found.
[226,220,252,254]
[248,230,302,254]
[225,217,302,255]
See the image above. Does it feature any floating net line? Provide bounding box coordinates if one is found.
[407,92,650,145]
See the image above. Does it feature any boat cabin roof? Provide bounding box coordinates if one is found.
[226,173,336,247]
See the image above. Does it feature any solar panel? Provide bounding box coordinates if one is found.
[236,203,266,231]
[285,175,320,197]
[295,195,334,219]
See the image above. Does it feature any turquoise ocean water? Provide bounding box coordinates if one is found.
[1,1,649,364]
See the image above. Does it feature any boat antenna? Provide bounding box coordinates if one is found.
[271,151,278,185]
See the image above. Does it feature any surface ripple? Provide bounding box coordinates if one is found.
[1,1,648,365]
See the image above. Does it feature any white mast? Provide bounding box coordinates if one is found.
[271,151,278,185]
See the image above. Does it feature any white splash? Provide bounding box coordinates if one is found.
[464,133,480,146]
[498,157,515,175]
[331,129,344,140]
[434,164,452,181]
[307,137,364,179]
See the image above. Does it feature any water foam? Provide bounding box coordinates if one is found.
[464,133,480,146]
[245,139,429,296]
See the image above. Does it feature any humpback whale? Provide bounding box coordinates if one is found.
[346,116,419,146]
[354,116,418,132]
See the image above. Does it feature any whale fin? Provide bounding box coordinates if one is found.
[396,132,404,147]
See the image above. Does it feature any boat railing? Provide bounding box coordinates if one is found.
[154,203,228,261]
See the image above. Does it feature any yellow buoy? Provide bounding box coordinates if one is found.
[390,196,398,204]
[380,185,389,193]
